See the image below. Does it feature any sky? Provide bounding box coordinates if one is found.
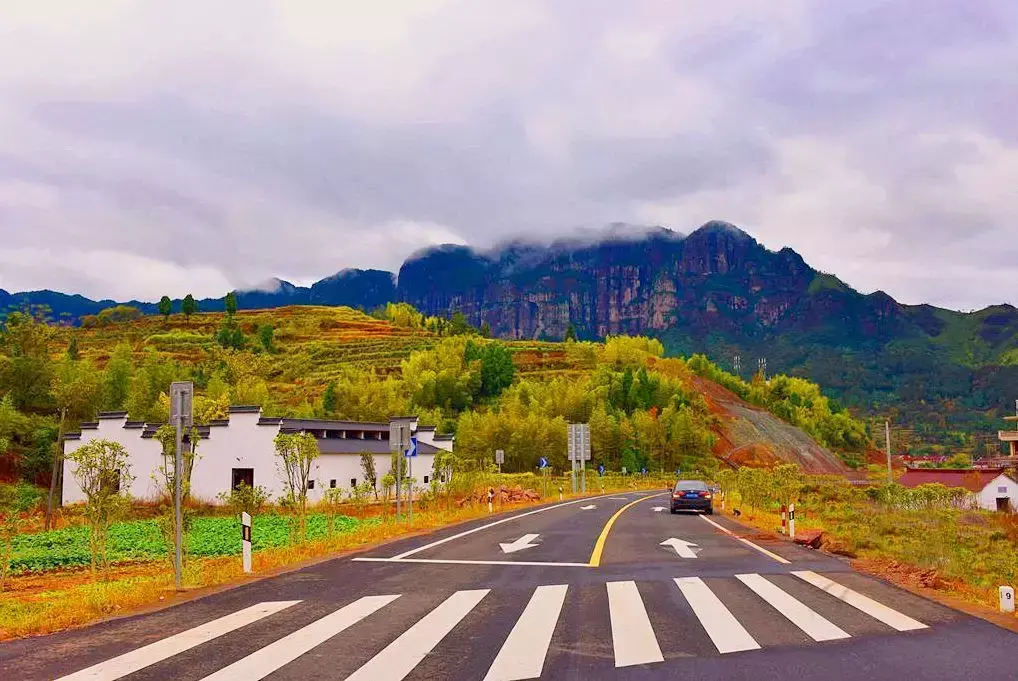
[0,1,1016,310]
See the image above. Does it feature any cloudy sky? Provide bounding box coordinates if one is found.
[1,1,1016,310]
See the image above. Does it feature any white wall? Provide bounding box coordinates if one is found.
[977,474,1018,512]
[192,411,279,503]
[62,412,444,506]
[62,418,163,504]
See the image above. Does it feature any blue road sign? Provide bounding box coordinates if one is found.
[641,467,647,475]
[598,464,605,476]
[538,457,548,469]
[405,436,418,458]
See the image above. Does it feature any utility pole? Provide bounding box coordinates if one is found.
[733,354,741,377]
[885,419,893,485]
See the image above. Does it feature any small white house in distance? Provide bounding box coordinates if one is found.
[898,467,1018,512]
[61,407,453,505]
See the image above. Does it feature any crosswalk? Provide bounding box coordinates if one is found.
[55,571,931,681]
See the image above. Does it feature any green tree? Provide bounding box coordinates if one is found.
[273,432,320,543]
[480,321,492,338]
[102,344,134,410]
[258,325,275,353]
[467,342,515,399]
[224,291,238,316]
[449,311,473,336]
[322,381,338,415]
[0,311,55,413]
[360,451,378,498]
[65,439,134,578]
[182,294,197,321]
[66,336,80,361]
[565,323,577,342]
[158,295,173,321]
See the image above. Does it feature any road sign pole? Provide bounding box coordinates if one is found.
[241,511,252,573]
[408,454,413,524]
[173,391,183,590]
[581,456,586,495]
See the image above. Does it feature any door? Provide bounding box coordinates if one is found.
[996,497,1010,512]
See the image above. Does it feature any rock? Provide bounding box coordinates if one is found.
[794,530,823,549]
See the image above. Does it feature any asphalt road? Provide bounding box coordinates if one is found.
[4,490,1018,680]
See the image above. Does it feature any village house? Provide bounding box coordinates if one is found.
[60,407,453,505]
[898,467,1018,512]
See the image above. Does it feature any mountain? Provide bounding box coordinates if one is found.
[2,221,1016,452]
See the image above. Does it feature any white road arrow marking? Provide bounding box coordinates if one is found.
[660,538,700,558]
[500,533,541,554]
[651,506,667,512]
[580,505,596,510]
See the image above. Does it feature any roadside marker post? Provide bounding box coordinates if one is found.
[1000,586,1015,613]
[241,512,252,573]
[488,488,495,514]
[789,503,796,542]
[780,505,787,535]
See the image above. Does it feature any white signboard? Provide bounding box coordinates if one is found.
[169,381,193,427]
[568,423,591,461]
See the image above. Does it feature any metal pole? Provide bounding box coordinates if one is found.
[885,420,892,485]
[174,391,183,590]
[408,454,413,524]
[581,456,586,494]
[396,438,402,522]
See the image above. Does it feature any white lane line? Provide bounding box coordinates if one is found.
[699,515,791,564]
[200,595,399,681]
[674,577,761,654]
[390,493,638,559]
[735,574,849,642]
[54,601,301,681]
[352,557,590,568]
[483,585,568,681]
[345,589,490,681]
[793,571,927,632]
[607,581,664,667]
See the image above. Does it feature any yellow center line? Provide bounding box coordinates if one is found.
[588,492,668,567]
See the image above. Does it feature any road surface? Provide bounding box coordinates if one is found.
[3,490,1017,680]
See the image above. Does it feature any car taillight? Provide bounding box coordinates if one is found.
[672,492,682,498]
[702,492,712,499]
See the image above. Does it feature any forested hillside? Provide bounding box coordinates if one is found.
[0,304,868,485]
[4,221,1015,455]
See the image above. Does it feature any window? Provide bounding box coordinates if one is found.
[307,479,315,490]
[350,478,357,488]
[101,469,122,494]
[330,479,337,489]
[231,468,254,490]
[999,486,1008,493]
[424,475,429,484]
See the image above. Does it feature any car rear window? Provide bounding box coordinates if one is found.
[674,480,707,491]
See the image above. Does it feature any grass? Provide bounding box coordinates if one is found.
[0,478,671,640]
[721,491,1018,617]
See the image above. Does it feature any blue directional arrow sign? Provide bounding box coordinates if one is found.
[404,436,418,458]
[538,457,548,469]
[598,464,605,476]
[641,467,647,475]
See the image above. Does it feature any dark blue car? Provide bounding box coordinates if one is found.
[670,479,713,514]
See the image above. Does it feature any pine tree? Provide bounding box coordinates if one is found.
[158,295,172,321]
[565,323,577,342]
[181,294,197,321]
[66,336,80,360]
[322,381,338,415]
[224,291,238,317]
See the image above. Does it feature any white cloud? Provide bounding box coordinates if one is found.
[0,0,1015,307]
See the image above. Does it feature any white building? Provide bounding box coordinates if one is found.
[898,467,1018,512]
[61,407,453,505]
